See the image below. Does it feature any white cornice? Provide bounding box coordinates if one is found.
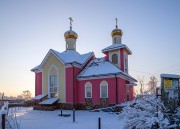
[77,75,115,80]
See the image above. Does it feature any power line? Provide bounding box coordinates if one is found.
[130,65,180,76]
[129,68,159,76]
[165,67,180,73]
[156,63,180,73]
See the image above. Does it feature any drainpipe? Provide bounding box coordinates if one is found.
[71,63,75,109]
[115,74,118,104]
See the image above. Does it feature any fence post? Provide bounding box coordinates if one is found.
[60,109,62,116]
[73,109,75,122]
[98,117,101,129]
[1,110,6,129]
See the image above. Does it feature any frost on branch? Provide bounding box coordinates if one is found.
[119,94,169,129]
[164,85,179,111]
[0,101,20,129]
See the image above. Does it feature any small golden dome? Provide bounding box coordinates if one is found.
[64,30,78,40]
[111,28,123,37]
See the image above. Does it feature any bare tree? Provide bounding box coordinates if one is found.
[17,95,23,99]
[147,76,158,94]
[2,93,4,100]
[22,90,32,100]
[138,76,145,95]
[0,92,2,99]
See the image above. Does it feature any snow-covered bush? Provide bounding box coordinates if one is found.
[165,86,179,111]
[119,94,170,129]
[6,109,21,129]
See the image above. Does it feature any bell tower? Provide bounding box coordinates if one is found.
[102,18,132,73]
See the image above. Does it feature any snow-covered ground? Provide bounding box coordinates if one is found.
[12,107,125,129]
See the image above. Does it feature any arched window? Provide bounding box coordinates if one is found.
[100,81,108,98]
[48,65,58,98]
[85,82,92,98]
[112,54,118,64]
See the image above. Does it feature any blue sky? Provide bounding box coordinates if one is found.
[0,0,180,96]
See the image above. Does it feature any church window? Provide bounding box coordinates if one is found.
[100,81,108,98]
[85,82,92,98]
[112,54,118,64]
[48,65,58,98]
[50,75,58,98]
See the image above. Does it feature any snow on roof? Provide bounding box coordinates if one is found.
[52,49,94,65]
[126,82,137,86]
[33,94,47,100]
[102,43,132,54]
[31,65,40,72]
[121,72,137,82]
[156,86,162,90]
[31,49,94,72]
[77,58,122,78]
[161,74,180,79]
[39,98,59,105]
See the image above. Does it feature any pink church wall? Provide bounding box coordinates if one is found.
[35,72,42,96]
[78,78,115,103]
[77,77,127,104]
[117,77,126,103]
[66,55,94,103]
[74,67,82,103]
[66,67,73,103]
[66,66,82,103]
[103,51,109,61]
[129,86,134,100]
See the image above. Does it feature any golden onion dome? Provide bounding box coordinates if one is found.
[111,28,123,37]
[64,29,78,40]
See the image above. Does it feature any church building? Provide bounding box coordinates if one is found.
[31,18,137,110]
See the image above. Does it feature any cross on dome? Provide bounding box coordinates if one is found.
[64,17,78,50]
[69,17,73,30]
[111,18,123,43]
[115,18,118,28]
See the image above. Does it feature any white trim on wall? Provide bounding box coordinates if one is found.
[42,70,44,95]
[77,75,115,81]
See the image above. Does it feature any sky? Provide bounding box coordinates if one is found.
[0,0,180,97]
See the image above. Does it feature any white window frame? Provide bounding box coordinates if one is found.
[50,75,58,96]
[109,50,121,68]
[100,81,108,98]
[85,82,92,98]
[48,65,59,98]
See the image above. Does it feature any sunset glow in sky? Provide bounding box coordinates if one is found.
[0,0,180,97]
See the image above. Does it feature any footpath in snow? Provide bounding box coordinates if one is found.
[12,107,125,129]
